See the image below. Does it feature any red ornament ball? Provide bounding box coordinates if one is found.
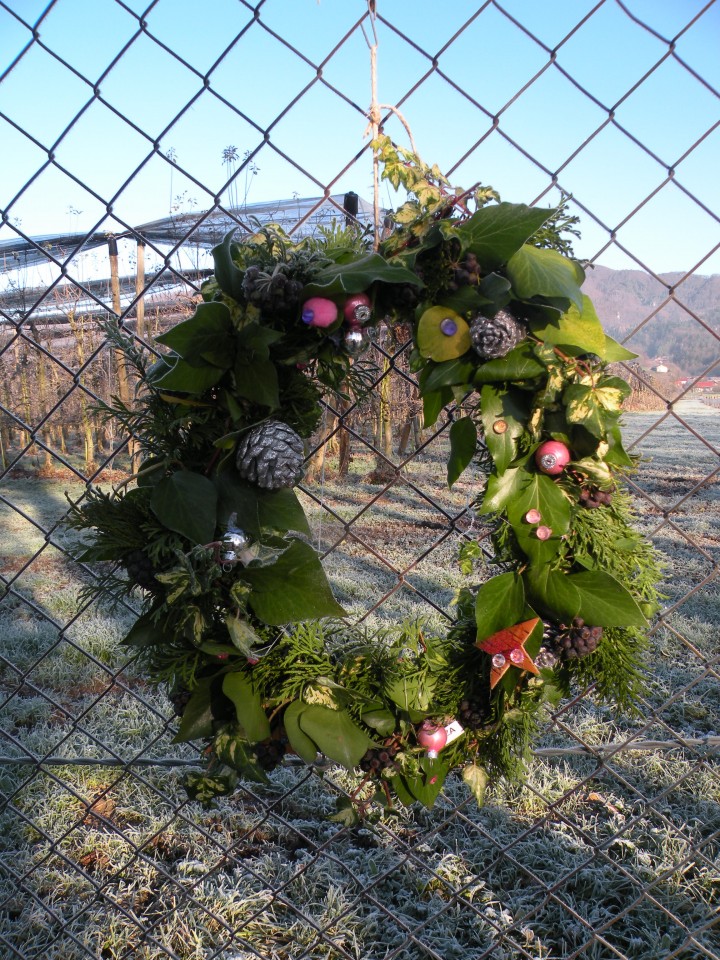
[417,722,448,758]
[343,292,372,326]
[535,440,571,475]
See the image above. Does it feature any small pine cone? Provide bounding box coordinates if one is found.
[469,310,527,360]
[236,421,304,490]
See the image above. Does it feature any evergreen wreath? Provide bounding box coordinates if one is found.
[68,138,662,815]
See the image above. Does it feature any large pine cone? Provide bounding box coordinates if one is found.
[236,420,305,489]
[469,310,527,359]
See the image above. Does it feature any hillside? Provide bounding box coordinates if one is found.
[581,265,720,375]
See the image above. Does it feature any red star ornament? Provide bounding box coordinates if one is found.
[477,618,541,689]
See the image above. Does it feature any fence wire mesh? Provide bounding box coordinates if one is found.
[0,1,718,958]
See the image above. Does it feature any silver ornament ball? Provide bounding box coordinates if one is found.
[344,328,368,356]
[220,529,250,564]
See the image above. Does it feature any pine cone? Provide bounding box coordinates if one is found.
[469,310,527,359]
[236,421,305,490]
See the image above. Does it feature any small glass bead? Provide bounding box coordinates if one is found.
[440,317,458,336]
[492,653,507,669]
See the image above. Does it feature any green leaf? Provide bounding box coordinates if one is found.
[422,386,452,428]
[524,567,581,621]
[213,728,269,783]
[397,756,449,808]
[473,342,547,384]
[507,473,571,564]
[605,424,635,468]
[155,302,235,367]
[173,679,214,743]
[563,384,606,438]
[462,763,489,806]
[283,701,319,763]
[385,673,435,714]
[329,797,361,826]
[420,358,475,394]
[221,673,271,742]
[150,471,218,545]
[568,570,647,627]
[150,357,225,394]
[447,417,477,487]
[241,538,346,625]
[121,610,167,647]
[360,706,397,736]
[604,335,638,362]
[480,384,529,473]
[528,296,606,357]
[303,252,422,297]
[479,459,532,515]
[185,771,238,803]
[298,705,373,768]
[216,469,311,538]
[506,245,584,311]
[457,202,555,269]
[233,357,279,409]
[477,272,512,310]
[212,229,245,301]
[225,614,263,656]
[475,571,526,641]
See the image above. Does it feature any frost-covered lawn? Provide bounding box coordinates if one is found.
[0,401,717,959]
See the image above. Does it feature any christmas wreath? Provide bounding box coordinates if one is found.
[69,139,661,814]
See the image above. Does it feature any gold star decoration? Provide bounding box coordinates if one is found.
[476,618,541,689]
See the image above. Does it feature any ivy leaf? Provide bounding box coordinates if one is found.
[121,610,168,647]
[225,613,263,656]
[215,469,311,538]
[298,705,373,768]
[605,424,635,468]
[506,245,584,311]
[447,417,477,487]
[233,357,279,409]
[283,701,319,763]
[155,302,235,367]
[420,358,476,394]
[507,474,571,564]
[568,571,647,627]
[604,335,638,362]
[478,272,512,310]
[151,471,218,545]
[221,673,271,742]
[360,706,397,736]
[329,797,361,826]
[211,229,245,301]
[473,342,547,385]
[462,763,489,806]
[524,567,581,621]
[303,252,422,297]
[475,571,526,641]
[173,679,214,743]
[422,386,452,428]
[396,756,449,808]
[240,538,346,625]
[456,202,555,269]
[563,377,629,439]
[480,384,530,473]
[479,459,533,514]
[528,296,606,358]
[213,728,269,783]
[150,357,225,394]
[385,673,435,715]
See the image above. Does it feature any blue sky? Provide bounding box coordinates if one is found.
[0,0,718,274]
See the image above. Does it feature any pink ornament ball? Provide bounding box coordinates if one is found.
[343,293,372,325]
[301,297,338,328]
[417,721,448,759]
[535,440,571,476]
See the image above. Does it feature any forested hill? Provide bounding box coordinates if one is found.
[581,265,720,374]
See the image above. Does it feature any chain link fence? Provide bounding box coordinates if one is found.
[0,1,718,957]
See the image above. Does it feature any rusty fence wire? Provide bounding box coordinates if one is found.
[0,1,718,958]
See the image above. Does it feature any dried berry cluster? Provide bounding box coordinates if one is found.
[449,252,480,289]
[579,486,614,509]
[457,697,489,730]
[556,618,604,659]
[359,742,402,777]
[255,735,289,771]
[122,548,159,592]
[242,265,304,314]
